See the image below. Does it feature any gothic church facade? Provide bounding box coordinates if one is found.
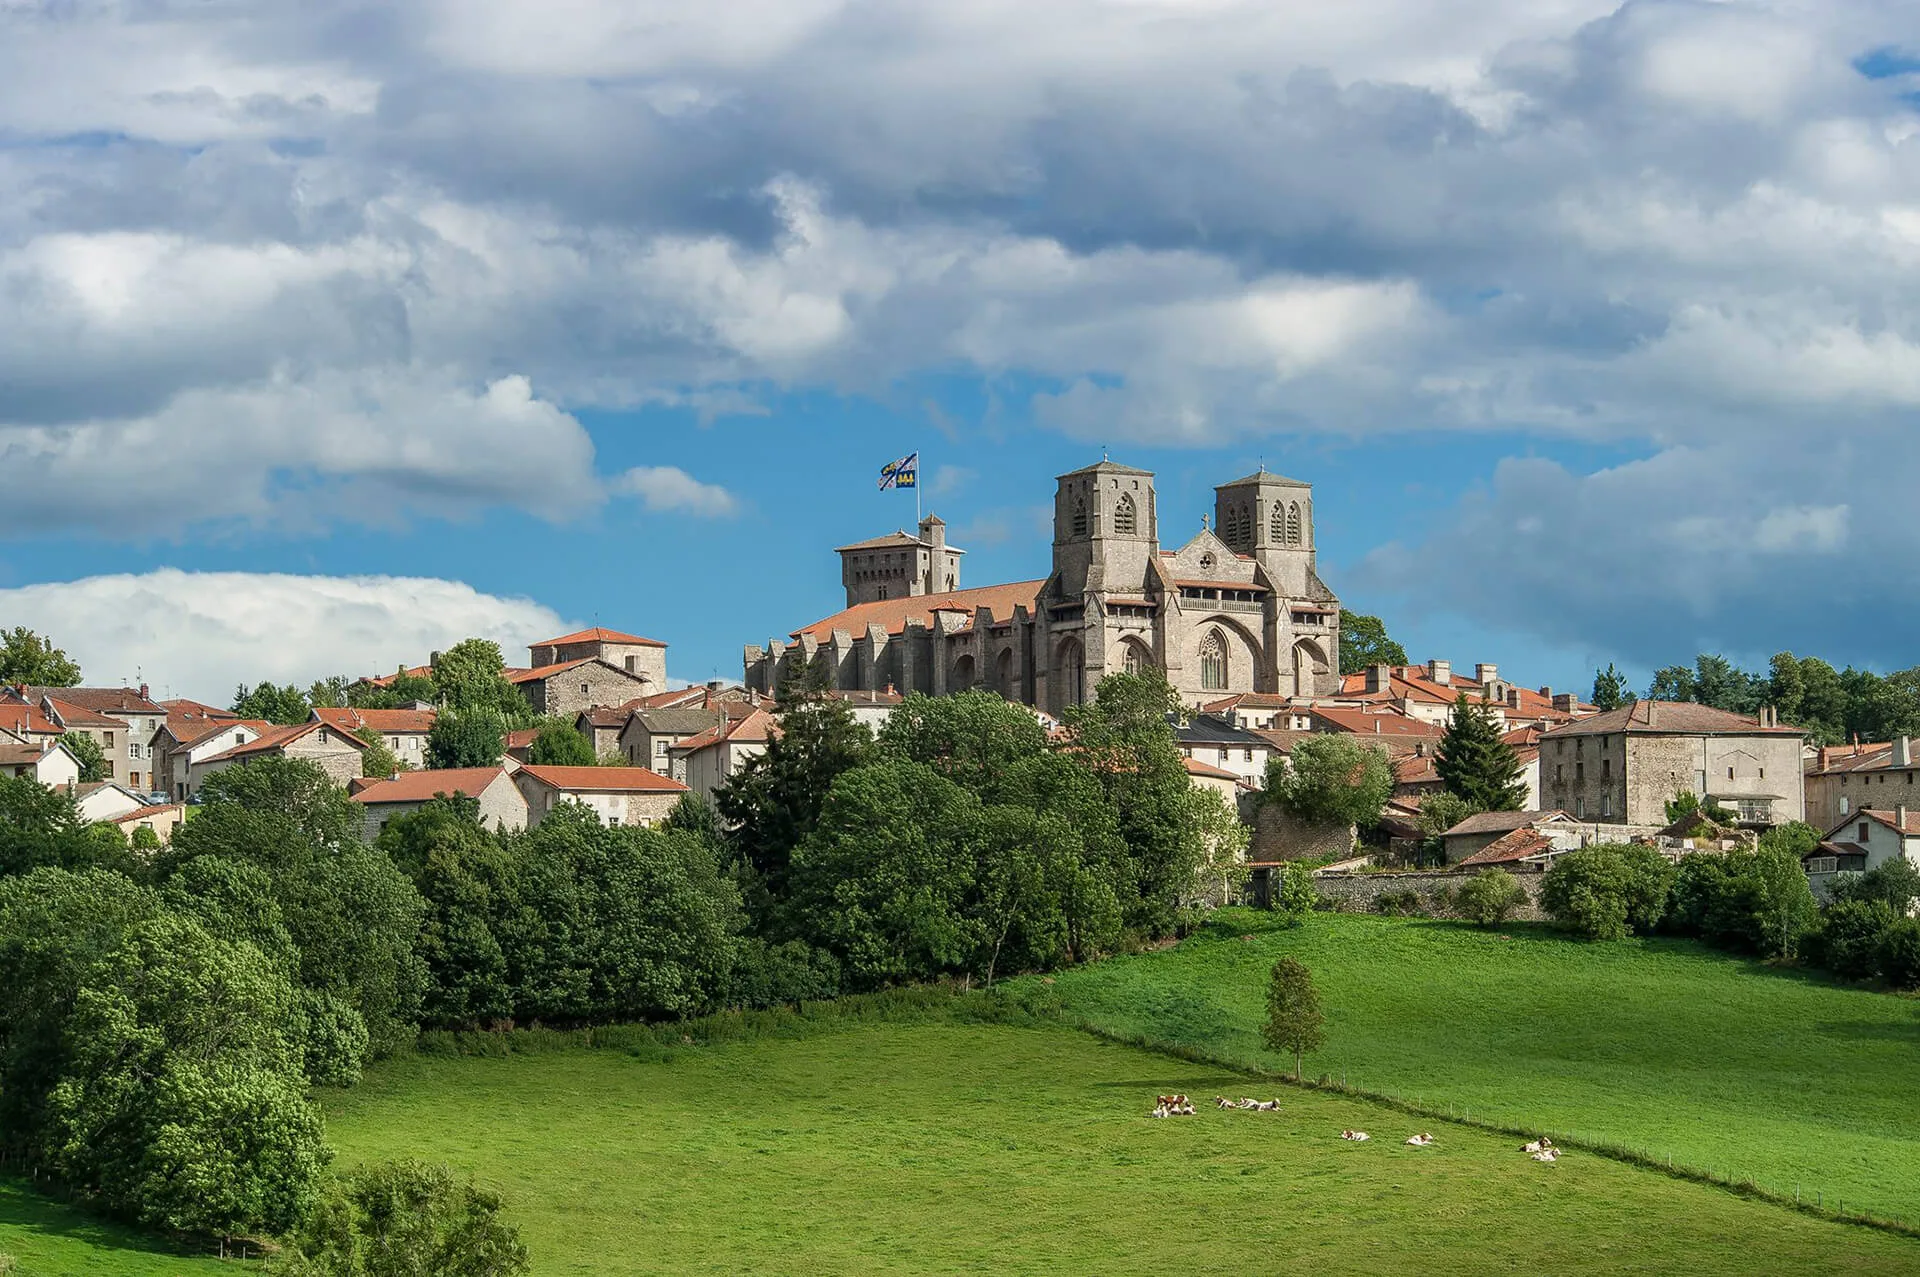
[743,460,1342,713]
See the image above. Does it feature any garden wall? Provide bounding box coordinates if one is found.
[1312,868,1548,921]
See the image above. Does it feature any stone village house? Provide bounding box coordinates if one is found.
[1539,700,1805,828]
[349,766,529,842]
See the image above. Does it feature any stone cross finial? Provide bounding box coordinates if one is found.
[1202,514,1210,530]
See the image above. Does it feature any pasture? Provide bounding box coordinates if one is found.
[1034,909,1920,1222]
[0,1179,235,1275]
[320,1022,1920,1274]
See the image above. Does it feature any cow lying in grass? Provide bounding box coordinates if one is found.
[1214,1097,1279,1111]
[1340,1130,1370,1141]
[1521,1138,1554,1154]
[1404,1133,1435,1146]
[1150,1099,1197,1117]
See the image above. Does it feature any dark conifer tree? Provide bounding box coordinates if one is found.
[1435,693,1527,811]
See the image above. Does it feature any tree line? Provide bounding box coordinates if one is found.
[1591,652,1920,745]
[0,661,1230,1260]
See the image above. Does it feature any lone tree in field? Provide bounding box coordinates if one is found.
[1435,693,1526,812]
[1262,957,1325,1081]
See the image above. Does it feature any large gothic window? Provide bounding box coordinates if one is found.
[1199,630,1228,691]
[1123,641,1151,676]
[1114,493,1138,535]
[1286,502,1302,545]
[1270,501,1286,543]
[1072,497,1089,538]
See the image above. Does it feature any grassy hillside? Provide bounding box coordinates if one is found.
[0,1180,238,1275]
[322,1022,1920,1274]
[1031,910,1920,1222]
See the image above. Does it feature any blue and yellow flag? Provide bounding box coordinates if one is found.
[878,452,919,491]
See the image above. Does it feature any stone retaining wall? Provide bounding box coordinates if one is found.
[1311,868,1548,921]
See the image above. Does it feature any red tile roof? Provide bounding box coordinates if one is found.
[674,708,777,755]
[1807,744,1898,776]
[834,531,943,553]
[0,742,61,767]
[507,658,598,684]
[199,720,367,765]
[41,697,129,729]
[1446,809,1570,837]
[1202,693,1298,712]
[1183,756,1240,780]
[108,802,184,825]
[0,699,62,736]
[1457,828,1552,866]
[790,580,1046,642]
[362,664,435,688]
[161,699,236,720]
[1310,707,1445,738]
[534,627,667,649]
[516,765,688,793]
[21,686,164,717]
[1834,808,1920,838]
[312,707,438,735]
[352,767,509,805]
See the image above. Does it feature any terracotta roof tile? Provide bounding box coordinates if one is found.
[1310,707,1445,738]
[1183,756,1239,780]
[313,707,437,735]
[1457,829,1552,866]
[517,765,688,793]
[20,686,164,716]
[1445,809,1570,837]
[534,627,667,648]
[790,580,1046,642]
[199,720,366,765]
[352,767,509,805]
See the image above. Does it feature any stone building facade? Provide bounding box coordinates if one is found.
[1804,739,1920,832]
[1540,701,1805,827]
[510,658,653,720]
[745,460,1343,713]
[526,628,669,688]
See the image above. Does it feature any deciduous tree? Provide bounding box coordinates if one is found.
[1262,957,1325,1080]
[526,723,596,767]
[231,682,312,725]
[427,710,509,770]
[284,1159,530,1277]
[62,730,110,783]
[1337,612,1407,676]
[1266,735,1392,828]
[0,627,82,686]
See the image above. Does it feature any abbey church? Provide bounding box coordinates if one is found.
[743,461,1343,714]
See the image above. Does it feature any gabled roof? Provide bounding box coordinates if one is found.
[1543,701,1802,738]
[1825,808,1920,839]
[1183,756,1240,781]
[674,708,777,756]
[1174,714,1270,747]
[1309,707,1445,738]
[0,742,63,768]
[534,627,667,649]
[1806,743,1899,776]
[40,697,129,729]
[170,717,270,748]
[629,706,726,736]
[1444,809,1572,837]
[362,664,436,689]
[1201,693,1299,713]
[516,765,689,794]
[0,699,62,736]
[21,686,164,717]
[198,720,367,765]
[312,707,437,735]
[352,767,509,806]
[1457,828,1552,866]
[107,802,183,826]
[789,581,1047,643]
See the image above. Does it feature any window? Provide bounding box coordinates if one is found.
[1861,822,1871,842]
[1576,762,1584,782]
[1072,498,1089,538]
[1245,748,1255,761]
[1286,503,1302,545]
[1270,502,1287,542]
[1602,792,1613,818]
[1576,797,1585,818]
[1555,764,1563,782]
[877,586,888,600]
[1602,759,1611,780]
[1727,766,1735,780]
[1199,630,1228,691]
[1759,768,1766,780]
[1841,796,1851,815]
[104,731,115,748]
[1114,493,1138,535]
[580,683,590,695]
[1218,748,1229,764]
[626,655,639,673]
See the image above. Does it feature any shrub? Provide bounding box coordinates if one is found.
[1810,899,1898,981]
[1374,889,1424,918]
[1879,919,1920,990]
[727,938,842,1009]
[1829,858,1920,916]
[1542,846,1639,940]
[1271,861,1318,924]
[1267,735,1394,828]
[1456,869,1524,927]
[284,1159,529,1276]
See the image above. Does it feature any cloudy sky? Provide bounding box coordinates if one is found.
[3,0,1918,702]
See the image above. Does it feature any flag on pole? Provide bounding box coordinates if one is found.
[878,452,919,491]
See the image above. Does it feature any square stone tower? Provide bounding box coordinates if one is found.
[1050,460,1158,599]
[1213,469,1316,597]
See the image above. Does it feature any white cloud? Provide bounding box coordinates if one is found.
[612,465,741,516]
[0,571,573,704]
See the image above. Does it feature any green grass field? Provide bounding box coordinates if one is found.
[317,1022,1920,1274]
[0,1179,235,1275]
[1031,909,1920,1222]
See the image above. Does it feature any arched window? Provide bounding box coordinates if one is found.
[1123,641,1151,676]
[1270,501,1287,543]
[1114,493,1138,535]
[1072,497,1089,538]
[1200,630,1228,691]
[1199,552,1216,571]
[1286,502,1302,545]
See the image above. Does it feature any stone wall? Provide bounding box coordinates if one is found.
[1250,804,1354,862]
[1311,867,1548,921]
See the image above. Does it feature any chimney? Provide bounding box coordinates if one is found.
[708,679,723,691]
[1373,718,1381,734]
[1895,737,1913,768]
[1475,663,1498,685]
[139,683,149,700]
[1647,701,1657,728]
[1539,686,1552,699]
[1900,805,1911,832]
[429,651,442,669]
[1428,659,1451,686]
[1507,689,1520,708]
[1819,746,1830,769]
[1366,664,1393,694]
